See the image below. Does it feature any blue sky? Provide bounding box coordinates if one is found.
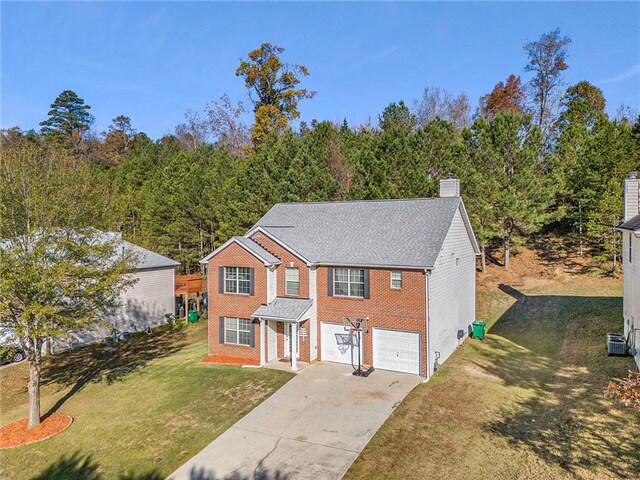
[2,2,639,138]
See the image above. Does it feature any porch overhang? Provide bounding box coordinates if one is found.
[251,297,313,323]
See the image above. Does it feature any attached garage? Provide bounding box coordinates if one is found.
[373,328,420,375]
[320,322,362,366]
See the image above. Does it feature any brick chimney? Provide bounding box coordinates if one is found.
[624,172,640,221]
[439,177,460,198]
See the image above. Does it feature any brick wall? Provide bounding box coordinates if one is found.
[207,242,266,362]
[316,267,428,376]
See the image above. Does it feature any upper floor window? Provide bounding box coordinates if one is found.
[286,267,300,295]
[224,267,251,294]
[391,271,402,289]
[334,268,365,298]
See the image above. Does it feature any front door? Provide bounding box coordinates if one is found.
[267,321,277,361]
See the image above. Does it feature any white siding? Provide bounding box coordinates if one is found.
[427,207,477,377]
[267,266,277,303]
[55,267,176,350]
[623,232,640,369]
[111,267,176,330]
[309,267,318,361]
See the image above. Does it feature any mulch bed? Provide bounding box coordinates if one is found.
[200,355,260,366]
[0,414,73,449]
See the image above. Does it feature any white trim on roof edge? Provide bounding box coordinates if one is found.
[245,226,313,265]
[199,237,281,266]
[458,199,481,255]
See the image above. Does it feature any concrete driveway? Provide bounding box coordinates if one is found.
[169,362,420,480]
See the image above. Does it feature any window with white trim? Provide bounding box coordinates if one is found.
[286,267,300,295]
[224,317,251,345]
[224,267,251,294]
[334,268,365,297]
[391,271,402,289]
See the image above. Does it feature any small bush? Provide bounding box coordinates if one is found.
[604,370,640,409]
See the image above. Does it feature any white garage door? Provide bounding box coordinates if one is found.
[373,328,420,374]
[321,322,363,366]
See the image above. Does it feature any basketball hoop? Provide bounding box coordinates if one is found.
[342,316,372,377]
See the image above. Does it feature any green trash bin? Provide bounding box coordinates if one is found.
[188,310,199,323]
[472,320,487,340]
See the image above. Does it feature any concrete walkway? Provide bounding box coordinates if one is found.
[169,362,420,480]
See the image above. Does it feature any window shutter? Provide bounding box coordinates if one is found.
[249,268,255,296]
[249,321,256,348]
[218,267,224,294]
[363,269,370,299]
[218,316,225,343]
[327,268,334,296]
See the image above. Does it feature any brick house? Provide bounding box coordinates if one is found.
[201,178,480,378]
[617,172,640,368]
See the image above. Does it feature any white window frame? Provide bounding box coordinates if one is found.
[391,271,402,289]
[334,268,365,298]
[285,267,300,296]
[224,267,251,294]
[224,317,252,346]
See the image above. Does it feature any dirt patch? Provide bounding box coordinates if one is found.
[0,414,73,449]
[463,363,500,380]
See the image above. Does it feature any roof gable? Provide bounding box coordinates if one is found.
[200,236,281,266]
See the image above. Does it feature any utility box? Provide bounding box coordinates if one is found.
[606,333,626,356]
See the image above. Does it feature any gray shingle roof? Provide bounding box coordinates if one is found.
[618,214,640,231]
[122,241,180,270]
[252,297,313,322]
[103,232,180,270]
[234,236,281,265]
[251,197,471,269]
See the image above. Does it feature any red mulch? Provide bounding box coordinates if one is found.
[200,355,260,366]
[0,414,73,449]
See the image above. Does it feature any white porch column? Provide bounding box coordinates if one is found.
[291,322,298,371]
[259,319,266,366]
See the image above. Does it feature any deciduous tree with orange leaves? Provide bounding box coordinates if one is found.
[479,74,526,119]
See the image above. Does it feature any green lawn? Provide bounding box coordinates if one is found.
[0,321,293,479]
[346,277,640,480]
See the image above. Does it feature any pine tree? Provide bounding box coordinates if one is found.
[39,90,94,151]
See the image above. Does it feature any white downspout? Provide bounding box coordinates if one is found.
[423,270,431,383]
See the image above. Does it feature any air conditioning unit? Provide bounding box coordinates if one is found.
[607,333,626,356]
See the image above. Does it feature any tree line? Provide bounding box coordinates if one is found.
[2,31,639,274]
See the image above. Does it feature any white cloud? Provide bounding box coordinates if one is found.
[598,63,640,85]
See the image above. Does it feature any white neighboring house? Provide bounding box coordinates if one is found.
[56,232,180,349]
[617,172,640,369]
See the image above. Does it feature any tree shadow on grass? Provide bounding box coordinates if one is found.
[529,236,592,275]
[474,284,640,478]
[41,326,189,415]
[31,452,289,480]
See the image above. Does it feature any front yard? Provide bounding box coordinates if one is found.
[347,266,640,479]
[0,321,293,479]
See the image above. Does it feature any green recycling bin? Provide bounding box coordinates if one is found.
[472,320,487,340]
[188,310,199,323]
